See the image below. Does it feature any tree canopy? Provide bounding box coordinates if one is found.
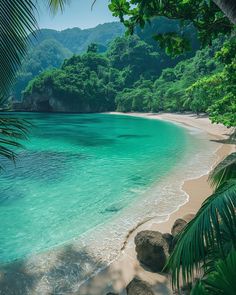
[108,0,235,56]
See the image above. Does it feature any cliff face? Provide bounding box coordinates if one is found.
[19,87,105,113]
[21,94,92,113]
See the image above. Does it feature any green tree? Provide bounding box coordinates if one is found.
[108,0,234,56]
[12,39,72,101]
[87,43,98,53]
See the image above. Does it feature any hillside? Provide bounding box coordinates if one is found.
[12,22,125,101]
[33,22,125,54]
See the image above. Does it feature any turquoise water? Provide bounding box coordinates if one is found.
[0,113,190,263]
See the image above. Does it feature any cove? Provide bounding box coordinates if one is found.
[0,113,189,263]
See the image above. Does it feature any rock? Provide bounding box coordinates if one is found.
[126,278,154,295]
[162,233,174,253]
[106,293,118,295]
[171,218,187,237]
[134,230,169,272]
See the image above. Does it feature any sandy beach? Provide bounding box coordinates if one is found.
[79,112,235,295]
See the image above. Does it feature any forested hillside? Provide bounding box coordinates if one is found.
[32,22,125,54]
[12,22,125,100]
[21,30,235,127]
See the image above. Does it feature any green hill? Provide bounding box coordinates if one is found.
[12,22,125,101]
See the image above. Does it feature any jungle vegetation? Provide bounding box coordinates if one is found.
[23,33,235,127]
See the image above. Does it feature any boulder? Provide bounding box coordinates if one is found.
[162,233,174,253]
[126,278,154,295]
[171,218,187,237]
[134,230,169,272]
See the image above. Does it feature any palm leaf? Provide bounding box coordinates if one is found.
[47,0,71,14]
[0,0,38,96]
[0,112,31,169]
[0,0,70,96]
[209,152,236,189]
[191,280,207,295]
[191,249,236,295]
[165,180,236,290]
[203,249,236,295]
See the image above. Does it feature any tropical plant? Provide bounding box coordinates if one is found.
[0,96,31,170]
[191,249,236,295]
[209,151,236,189]
[165,180,236,292]
[166,123,236,293]
[0,0,69,168]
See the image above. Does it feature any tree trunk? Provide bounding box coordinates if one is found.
[213,0,236,24]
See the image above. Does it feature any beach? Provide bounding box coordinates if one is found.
[79,112,235,295]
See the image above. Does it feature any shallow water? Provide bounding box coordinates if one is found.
[0,113,194,264]
[0,113,222,294]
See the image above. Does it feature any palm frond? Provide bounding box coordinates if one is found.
[191,280,206,295]
[0,0,38,96]
[192,249,236,295]
[209,152,236,189]
[0,114,31,170]
[47,0,71,14]
[165,180,236,290]
[0,0,70,95]
[202,249,236,295]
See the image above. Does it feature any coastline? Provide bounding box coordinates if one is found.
[79,112,235,295]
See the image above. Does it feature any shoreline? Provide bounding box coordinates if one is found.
[0,112,234,295]
[79,112,235,295]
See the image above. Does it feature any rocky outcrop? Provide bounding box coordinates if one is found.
[134,230,169,272]
[126,278,154,295]
[21,92,92,113]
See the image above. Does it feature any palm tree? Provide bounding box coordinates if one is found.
[0,0,70,168]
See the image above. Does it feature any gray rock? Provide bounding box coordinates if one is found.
[162,233,174,253]
[134,230,169,272]
[126,278,154,295]
[171,218,187,237]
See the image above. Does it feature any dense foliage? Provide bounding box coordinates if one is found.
[22,33,235,127]
[108,0,234,56]
[11,22,125,101]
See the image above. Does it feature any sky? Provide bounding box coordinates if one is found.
[37,0,117,31]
